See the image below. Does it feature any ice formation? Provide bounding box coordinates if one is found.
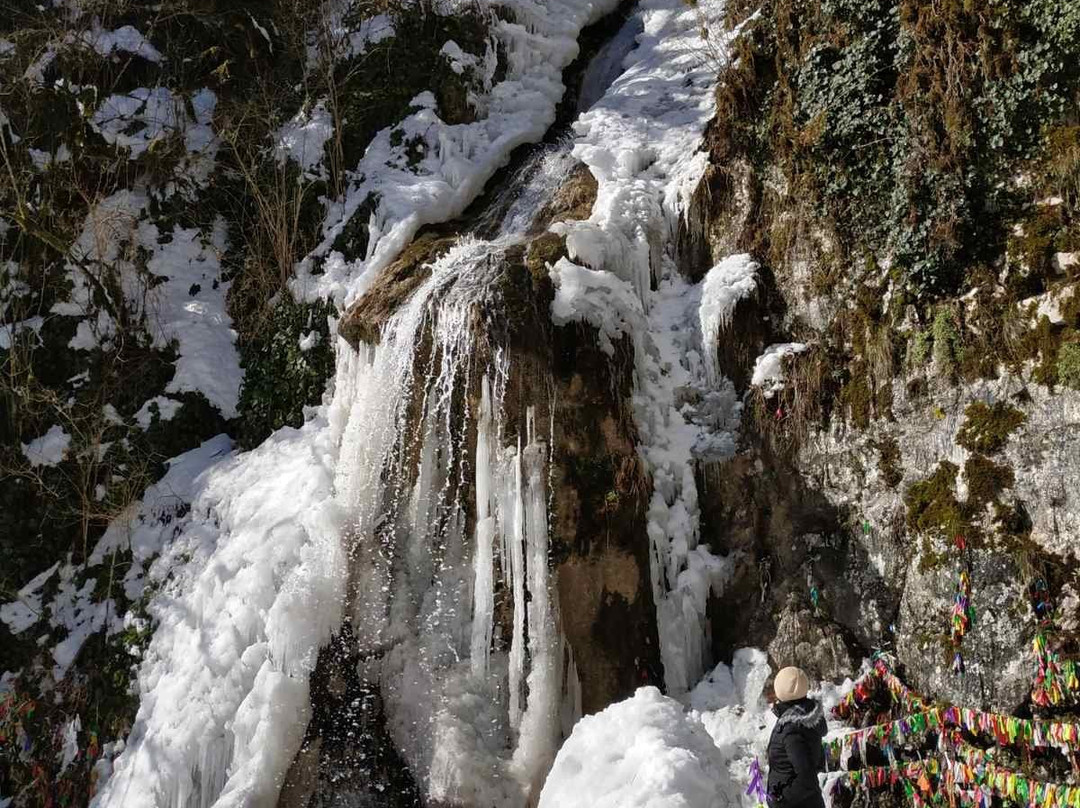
[545,0,746,694]
[20,0,772,803]
[700,255,760,385]
[95,102,585,807]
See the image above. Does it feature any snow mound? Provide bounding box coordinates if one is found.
[276,101,334,176]
[539,686,730,808]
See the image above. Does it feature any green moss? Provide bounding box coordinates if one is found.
[905,461,966,536]
[956,400,1026,454]
[841,368,872,429]
[994,500,1034,540]
[1023,315,1065,386]
[525,232,568,286]
[931,305,961,378]
[964,454,1014,512]
[1006,205,1064,290]
[908,328,931,366]
[1056,342,1080,389]
[874,435,903,488]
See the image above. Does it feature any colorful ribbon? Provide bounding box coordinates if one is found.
[747,758,769,808]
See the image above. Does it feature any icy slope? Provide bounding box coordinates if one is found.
[91,347,354,807]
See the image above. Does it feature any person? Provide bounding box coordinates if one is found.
[766,666,827,808]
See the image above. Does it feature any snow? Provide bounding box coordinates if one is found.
[0,562,59,635]
[29,143,72,170]
[0,315,44,349]
[298,330,321,351]
[293,0,623,307]
[309,10,394,67]
[700,254,759,384]
[25,24,160,86]
[539,649,842,808]
[0,39,14,58]
[21,424,72,467]
[751,343,808,398]
[68,310,117,350]
[141,218,242,417]
[49,561,116,679]
[134,396,183,429]
[538,686,730,808]
[91,88,181,158]
[88,86,219,188]
[577,13,644,113]
[276,101,334,176]
[441,40,481,75]
[550,257,646,355]
[54,191,240,414]
[60,715,82,773]
[76,24,162,62]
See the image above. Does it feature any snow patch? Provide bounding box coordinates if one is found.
[0,562,59,635]
[21,425,72,467]
[0,316,44,349]
[276,101,334,176]
[134,396,183,429]
[751,343,807,398]
[141,218,242,418]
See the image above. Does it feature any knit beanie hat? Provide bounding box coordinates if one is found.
[774,666,810,702]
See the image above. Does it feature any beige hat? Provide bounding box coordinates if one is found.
[774,666,810,702]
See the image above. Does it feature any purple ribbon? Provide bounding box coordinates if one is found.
[747,758,769,805]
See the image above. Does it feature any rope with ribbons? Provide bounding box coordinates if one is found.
[831,753,1080,808]
[950,535,975,676]
[1029,577,1080,709]
[832,657,931,722]
[826,704,1080,770]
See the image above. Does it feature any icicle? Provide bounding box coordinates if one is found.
[470,376,496,681]
[508,439,527,730]
[513,408,561,796]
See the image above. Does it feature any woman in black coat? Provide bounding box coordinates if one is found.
[767,666,827,808]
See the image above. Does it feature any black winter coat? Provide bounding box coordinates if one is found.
[766,698,827,808]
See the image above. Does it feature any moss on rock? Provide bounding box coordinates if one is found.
[964,454,1014,513]
[956,401,1026,455]
[874,436,903,488]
